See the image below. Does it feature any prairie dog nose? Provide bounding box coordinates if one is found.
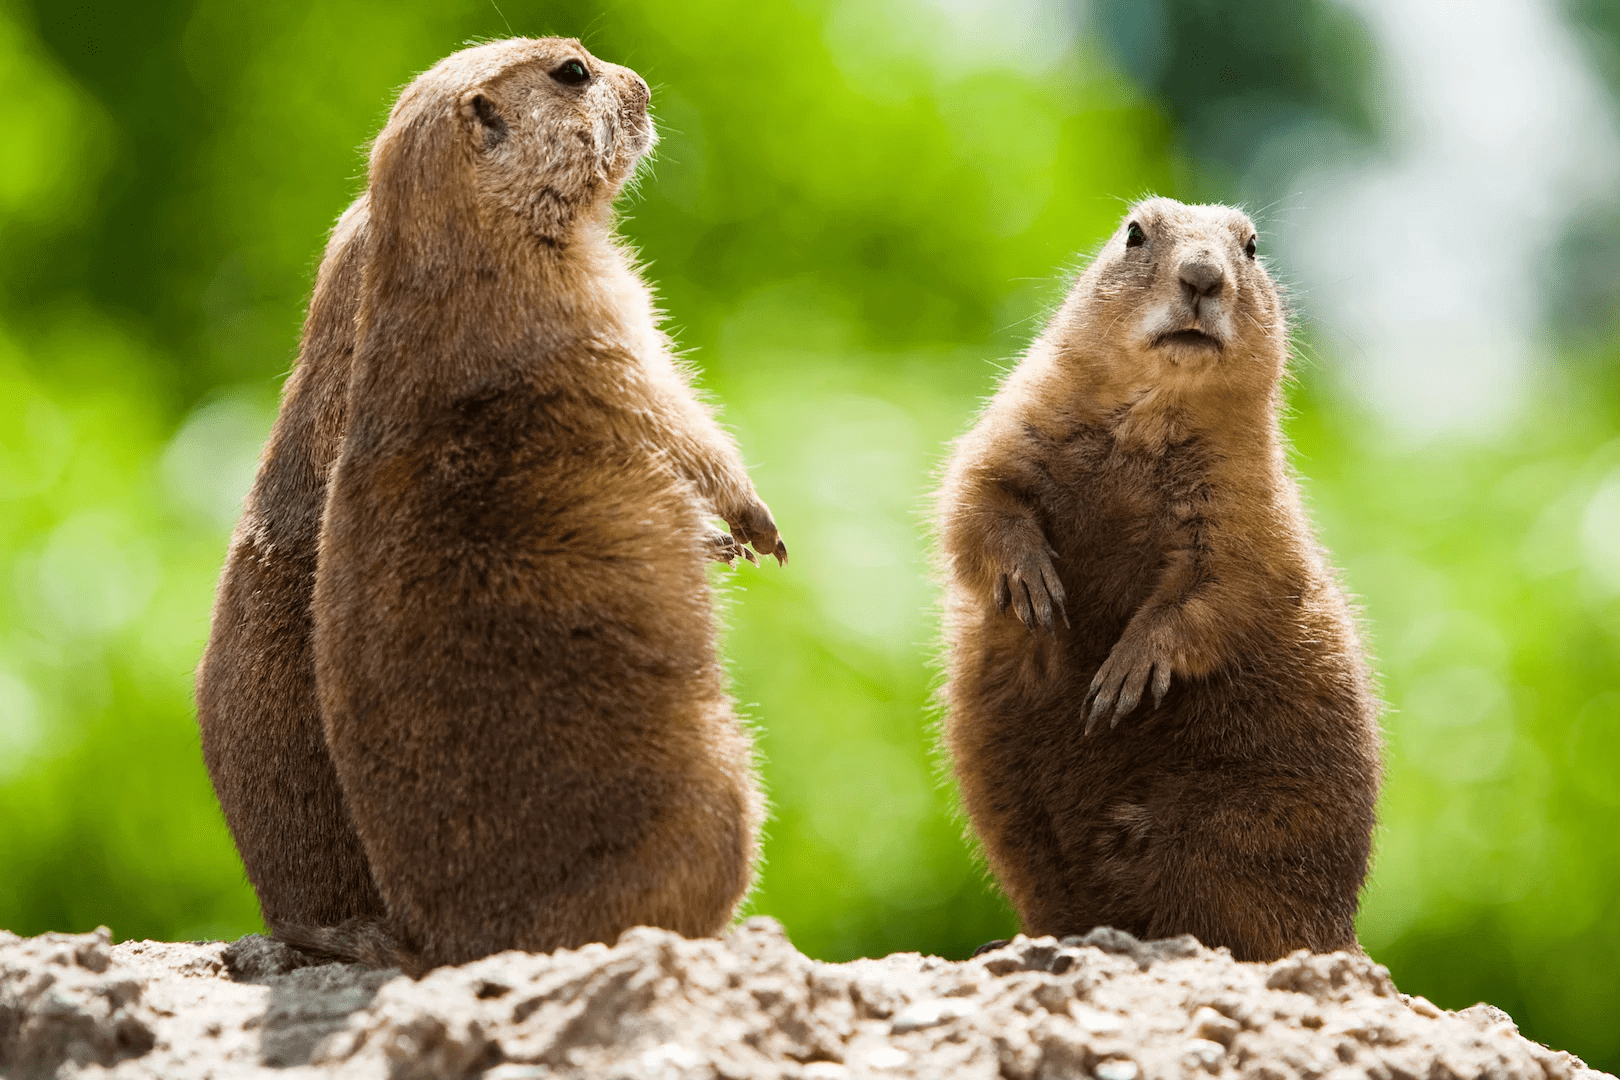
[1180,256,1225,299]
[617,68,650,112]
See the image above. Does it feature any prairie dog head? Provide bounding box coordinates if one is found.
[368,38,655,257]
[1060,198,1286,390]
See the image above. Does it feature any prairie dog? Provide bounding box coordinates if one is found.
[196,197,385,931]
[937,199,1382,961]
[304,38,778,974]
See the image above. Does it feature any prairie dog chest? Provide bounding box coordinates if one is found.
[1028,417,1215,560]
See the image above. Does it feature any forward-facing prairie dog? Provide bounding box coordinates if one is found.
[303,38,781,974]
[196,196,385,932]
[938,199,1382,962]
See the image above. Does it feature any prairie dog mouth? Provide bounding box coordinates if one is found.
[627,112,657,154]
[1154,328,1223,351]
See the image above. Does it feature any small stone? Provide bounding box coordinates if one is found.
[483,1066,550,1079]
[802,1064,851,1080]
[1407,996,1443,1019]
[1094,1057,1139,1080]
[1071,1004,1124,1034]
[1183,1038,1226,1070]
[639,1043,703,1070]
[1192,1005,1241,1046]
[1456,1003,1517,1034]
[865,1046,910,1069]
[891,998,976,1033]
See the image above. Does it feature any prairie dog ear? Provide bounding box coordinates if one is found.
[459,91,508,150]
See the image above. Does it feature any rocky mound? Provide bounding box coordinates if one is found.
[0,919,1607,1080]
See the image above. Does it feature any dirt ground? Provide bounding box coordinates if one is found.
[1,919,1609,1080]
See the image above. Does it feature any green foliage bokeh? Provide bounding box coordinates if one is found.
[0,0,1617,1069]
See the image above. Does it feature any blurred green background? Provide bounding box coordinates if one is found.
[2,0,1619,1066]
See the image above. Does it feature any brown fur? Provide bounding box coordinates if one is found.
[198,174,755,935]
[196,197,386,931]
[304,38,778,975]
[937,199,1382,962]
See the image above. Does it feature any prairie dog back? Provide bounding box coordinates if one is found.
[196,197,384,932]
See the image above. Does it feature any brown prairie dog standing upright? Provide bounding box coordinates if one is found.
[937,199,1382,961]
[195,197,385,932]
[302,38,782,974]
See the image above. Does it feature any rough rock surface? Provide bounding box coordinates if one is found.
[0,919,1608,1080]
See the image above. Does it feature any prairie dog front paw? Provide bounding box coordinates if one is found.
[1083,619,1175,732]
[994,546,1067,633]
[706,529,758,566]
[724,497,787,565]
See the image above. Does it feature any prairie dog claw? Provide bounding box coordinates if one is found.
[707,530,758,566]
[1083,627,1174,733]
[725,499,787,567]
[994,547,1067,633]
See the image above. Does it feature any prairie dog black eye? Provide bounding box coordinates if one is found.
[1245,235,1257,259]
[1126,222,1146,248]
[551,59,590,86]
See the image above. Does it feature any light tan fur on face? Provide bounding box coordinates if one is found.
[1042,198,1284,445]
[427,40,654,246]
[936,198,1381,962]
[1110,203,1271,365]
[199,38,785,975]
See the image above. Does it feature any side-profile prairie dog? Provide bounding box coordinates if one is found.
[306,38,779,974]
[196,197,385,932]
[938,199,1382,961]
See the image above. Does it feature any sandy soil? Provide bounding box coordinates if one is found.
[1,919,1609,1080]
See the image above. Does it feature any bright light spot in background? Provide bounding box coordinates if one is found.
[0,10,108,224]
[826,0,1078,97]
[0,669,44,781]
[160,395,274,530]
[1400,665,1513,785]
[798,395,929,646]
[821,0,1075,245]
[1273,0,1620,440]
[810,737,941,899]
[0,393,73,501]
[34,512,160,637]
[922,0,1079,75]
[1579,466,1620,591]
